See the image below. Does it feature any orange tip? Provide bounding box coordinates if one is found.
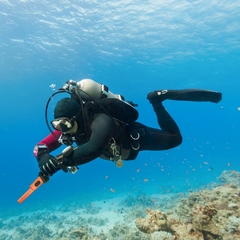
[18,176,45,204]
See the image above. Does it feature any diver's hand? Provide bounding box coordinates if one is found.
[37,153,60,177]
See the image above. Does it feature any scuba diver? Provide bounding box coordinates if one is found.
[34,79,222,177]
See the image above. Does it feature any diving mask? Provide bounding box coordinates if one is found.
[51,118,78,134]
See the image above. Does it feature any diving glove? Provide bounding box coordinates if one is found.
[37,153,60,177]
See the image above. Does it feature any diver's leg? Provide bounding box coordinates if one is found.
[147,89,222,103]
[138,99,182,151]
[150,100,181,136]
[140,88,222,151]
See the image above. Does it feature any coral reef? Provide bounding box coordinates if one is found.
[121,192,181,224]
[1,170,240,240]
[107,223,149,240]
[68,227,91,239]
[135,208,205,239]
[135,209,170,234]
[151,231,173,240]
[135,174,240,239]
[218,170,240,185]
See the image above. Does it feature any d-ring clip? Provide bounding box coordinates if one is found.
[130,133,140,140]
[131,142,140,150]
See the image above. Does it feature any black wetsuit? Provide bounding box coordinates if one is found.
[35,88,221,169]
[70,100,182,165]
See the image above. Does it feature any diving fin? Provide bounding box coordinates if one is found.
[147,89,222,103]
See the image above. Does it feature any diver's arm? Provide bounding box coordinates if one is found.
[33,130,62,157]
[71,114,115,165]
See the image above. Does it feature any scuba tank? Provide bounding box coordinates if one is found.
[62,79,139,123]
[77,79,125,101]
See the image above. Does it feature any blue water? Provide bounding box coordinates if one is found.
[0,0,240,218]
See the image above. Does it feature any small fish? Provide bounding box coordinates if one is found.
[143,178,149,182]
[136,169,140,173]
[228,163,231,167]
[110,188,115,193]
[203,162,209,165]
[208,167,213,171]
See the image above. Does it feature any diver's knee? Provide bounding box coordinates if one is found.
[173,134,182,148]
[177,135,183,146]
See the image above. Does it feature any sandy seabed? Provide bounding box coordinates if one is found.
[1,170,240,240]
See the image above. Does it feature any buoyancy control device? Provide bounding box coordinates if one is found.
[45,79,139,141]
